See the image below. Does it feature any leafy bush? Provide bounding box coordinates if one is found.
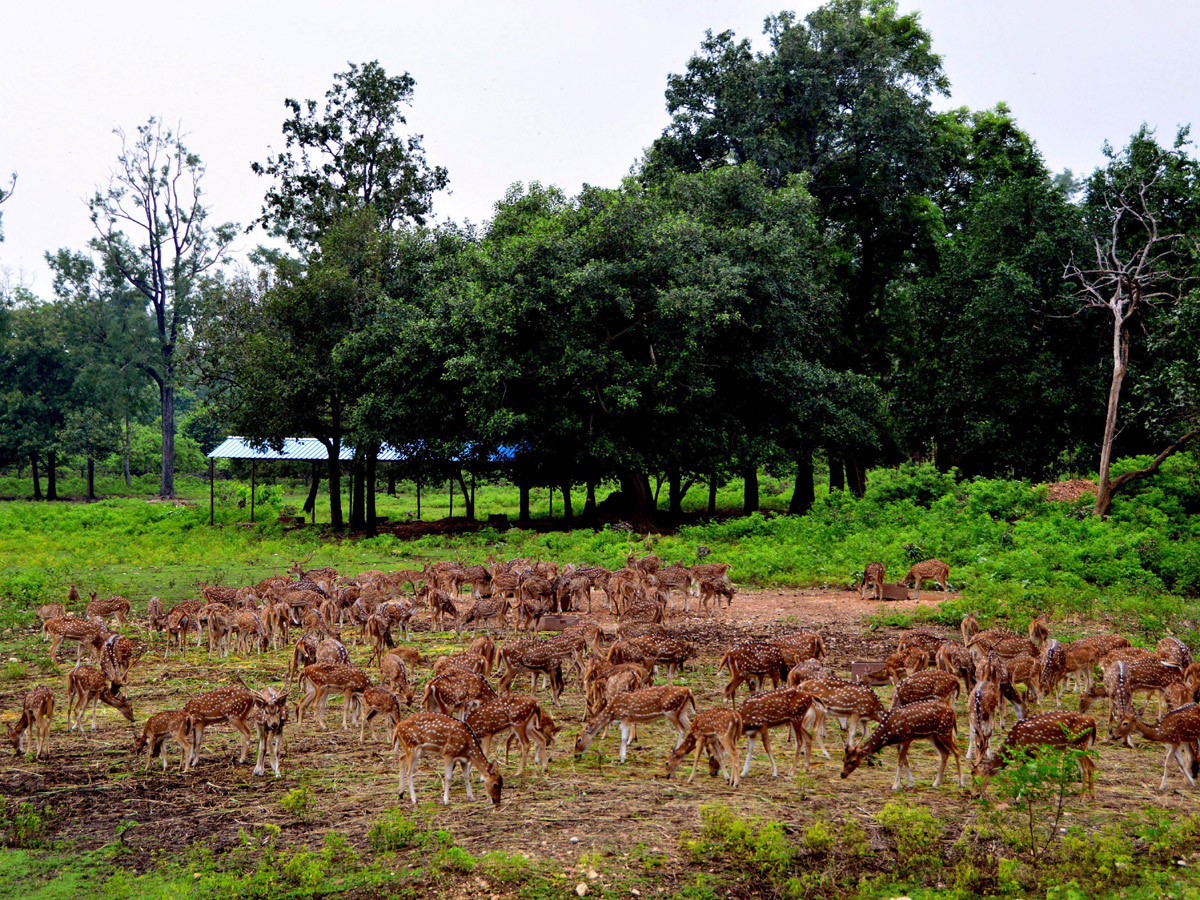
[875,801,944,879]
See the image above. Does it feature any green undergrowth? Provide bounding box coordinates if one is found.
[1,457,1198,640]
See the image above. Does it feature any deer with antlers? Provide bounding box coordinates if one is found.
[8,685,54,758]
[575,685,696,763]
[65,664,134,731]
[393,712,503,806]
[842,699,963,790]
[664,708,743,788]
[248,687,290,777]
[133,710,192,773]
[1113,703,1200,791]
[972,711,1098,797]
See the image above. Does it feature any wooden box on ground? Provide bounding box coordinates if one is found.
[538,615,580,632]
[879,583,910,601]
[850,660,887,684]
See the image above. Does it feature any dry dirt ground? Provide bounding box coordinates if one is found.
[0,586,1191,887]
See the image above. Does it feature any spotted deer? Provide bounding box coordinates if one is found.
[891,670,961,710]
[146,596,165,632]
[86,592,131,626]
[465,694,554,775]
[936,641,976,691]
[737,686,818,778]
[966,667,1000,762]
[786,660,837,686]
[1028,614,1051,648]
[1158,636,1194,672]
[316,637,353,667]
[100,633,145,693]
[972,711,1098,797]
[65,664,134,731]
[841,699,963,791]
[1080,659,1135,746]
[574,685,696,763]
[620,634,698,680]
[794,678,887,757]
[457,597,509,634]
[359,685,404,743]
[697,576,735,616]
[1113,704,1200,791]
[771,632,827,667]
[664,708,743,787]
[37,604,65,640]
[296,664,370,730]
[44,614,107,663]
[717,642,789,701]
[859,562,885,601]
[584,659,652,717]
[133,710,192,773]
[8,685,54,758]
[433,652,490,678]
[897,629,945,658]
[182,683,256,768]
[1039,639,1068,705]
[393,712,503,806]
[902,559,951,599]
[497,639,571,705]
[421,669,497,720]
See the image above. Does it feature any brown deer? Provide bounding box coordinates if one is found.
[859,562,885,601]
[380,652,415,706]
[972,711,1098,797]
[1113,704,1200,791]
[1039,639,1068,705]
[1079,659,1135,746]
[100,633,145,692]
[133,710,191,773]
[296,664,370,730]
[37,603,65,640]
[771,631,827,666]
[145,596,165,632]
[901,559,951,599]
[465,694,554,776]
[620,634,698,680]
[248,687,289,777]
[584,659,652,717]
[966,665,1000,762]
[891,670,961,709]
[936,641,976,691]
[717,642,790,701]
[359,685,404,743]
[1158,636,1194,672]
[393,712,503,806]
[421,669,497,720]
[898,629,945,657]
[663,708,743,787]
[182,683,256,769]
[497,639,571,705]
[574,685,696,763]
[468,634,501,673]
[841,699,963,791]
[8,685,54,758]
[86,592,131,626]
[794,678,887,757]
[65,664,134,731]
[737,686,817,778]
[786,660,837,686]
[433,652,490,678]
[457,596,509,634]
[1028,614,1051,647]
[44,614,107,663]
[697,575,735,616]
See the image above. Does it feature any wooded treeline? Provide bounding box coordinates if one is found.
[3,1,1199,525]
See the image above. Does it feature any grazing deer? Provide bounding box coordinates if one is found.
[297,664,371,731]
[987,635,1039,661]
[133,710,192,773]
[8,685,54,758]
[433,652,489,678]
[44,614,107,663]
[421,669,497,720]
[380,651,415,706]
[794,678,887,756]
[100,634,145,693]
[1158,636,1194,672]
[841,699,963,790]
[697,576,735,616]
[574,685,696,763]
[234,610,268,655]
[902,559,951,599]
[786,660,836,686]
[859,562,885,601]
[316,637,352,667]
[861,650,928,687]
[664,708,743,788]
[145,596,165,633]
[966,668,1000,762]
[897,629,945,658]
[468,635,501,674]
[892,670,961,710]
[717,642,790,701]
[392,712,503,806]
[1039,639,1067,705]
[620,634,698,680]
[466,694,554,776]
[457,597,509,635]
[86,592,131,626]
[182,683,256,768]
[584,659,652,717]
[972,711,1098,797]
[359,686,404,743]
[65,664,133,731]
[1113,704,1200,791]
[936,641,976,691]
[498,639,571,705]
[737,686,817,778]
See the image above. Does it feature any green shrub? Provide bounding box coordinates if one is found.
[368,808,421,853]
[876,801,943,879]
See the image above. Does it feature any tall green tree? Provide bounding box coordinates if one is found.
[89,118,236,497]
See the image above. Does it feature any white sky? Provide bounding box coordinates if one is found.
[2,0,1198,294]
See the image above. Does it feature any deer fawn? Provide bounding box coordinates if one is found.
[392,712,502,806]
[359,686,404,743]
[133,710,192,773]
[8,686,54,758]
[859,562,885,600]
[65,664,133,731]
[664,708,743,788]
[841,699,963,791]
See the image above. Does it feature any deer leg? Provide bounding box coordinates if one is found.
[235,719,252,763]
[761,727,779,777]
[253,728,267,776]
[90,695,99,731]
[1161,745,1177,791]
[463,760,475,800]
[741,733,756,778]
[618,722,631,763]
[931,736,949,788]
[892,744,907,791]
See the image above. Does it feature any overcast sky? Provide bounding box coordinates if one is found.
[2,0,1198,294]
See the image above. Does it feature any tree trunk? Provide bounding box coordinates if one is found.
[86,457,96,502]
[30,453,42,500]
[387,467,396,495]
[160,377,176,498]
[789,449,816,515]
[46,450,58,501]
[668,470,686,519]
[742,463,759,515]
[844,456,866,498]
[829,456,845,492]
[123,415,132,488]
[584,479,598,523]
[455,468,475,521]
[619,469,656,531]
[560,481,574,524]
[518,479,531,525]
[1096,426,1200,518]
[365,454,378,537]
[326,446,344,531]
[708,471,718,516]
[303,462,321,518]
[1094,322,1131,518]
[416,471,422,520]
[350,456,365,530]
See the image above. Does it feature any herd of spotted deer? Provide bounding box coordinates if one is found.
[8,553,1200,808]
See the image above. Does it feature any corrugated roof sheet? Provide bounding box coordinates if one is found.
[208,437,516,463]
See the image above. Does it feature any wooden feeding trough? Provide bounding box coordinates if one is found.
[878,583,910,601]
[850,660,888,684]
[537,614,581,632]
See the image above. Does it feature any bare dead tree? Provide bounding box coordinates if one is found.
[90,119,235,497]
[1066,149,1199,518]
[0,171,15,242]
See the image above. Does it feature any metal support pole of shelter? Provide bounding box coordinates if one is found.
[209,459,214,525]
[250,460,256,523]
